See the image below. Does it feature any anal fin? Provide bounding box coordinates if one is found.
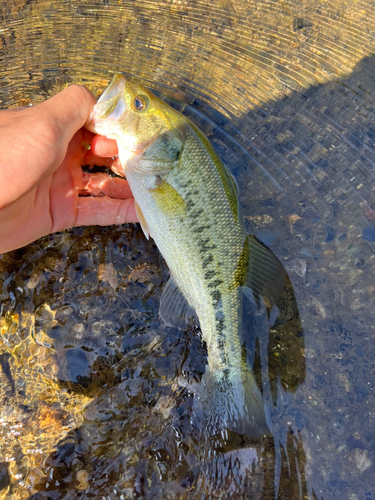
[159,275,199,330]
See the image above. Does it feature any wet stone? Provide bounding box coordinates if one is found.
[348,449,372,475]
[363,226,375,242]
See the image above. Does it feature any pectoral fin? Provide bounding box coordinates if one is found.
[159,274,199,329]
[232,235,286,313]
[152,180,186,217]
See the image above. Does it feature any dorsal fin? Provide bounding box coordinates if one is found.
[232,234,286,312]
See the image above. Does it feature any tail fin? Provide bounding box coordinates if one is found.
[197,361,269,438]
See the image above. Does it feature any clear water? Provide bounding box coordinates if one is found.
[1,0,375,499]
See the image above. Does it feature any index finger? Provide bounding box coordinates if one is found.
[90,135,118,157]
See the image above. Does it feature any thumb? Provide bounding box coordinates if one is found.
[35,85,97,145]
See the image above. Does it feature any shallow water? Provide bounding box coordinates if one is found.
[1,0,375,498]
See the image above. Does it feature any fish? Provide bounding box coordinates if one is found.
[86,74,286,437]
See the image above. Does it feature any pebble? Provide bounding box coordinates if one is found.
[348,448,372,474]
[363,226,375,242]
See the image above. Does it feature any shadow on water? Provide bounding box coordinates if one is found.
[1,24,375,500]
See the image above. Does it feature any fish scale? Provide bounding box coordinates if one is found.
[87,73,286,437]
[157,126,244,374]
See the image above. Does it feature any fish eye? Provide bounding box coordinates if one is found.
[132,95,148,111]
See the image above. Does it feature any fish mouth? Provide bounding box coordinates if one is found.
[94,73,128,122]
[86,74,129,138]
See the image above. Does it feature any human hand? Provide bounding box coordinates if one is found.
[0,85,137,254]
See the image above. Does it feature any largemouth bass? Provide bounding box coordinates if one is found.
[87,74,286,437]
